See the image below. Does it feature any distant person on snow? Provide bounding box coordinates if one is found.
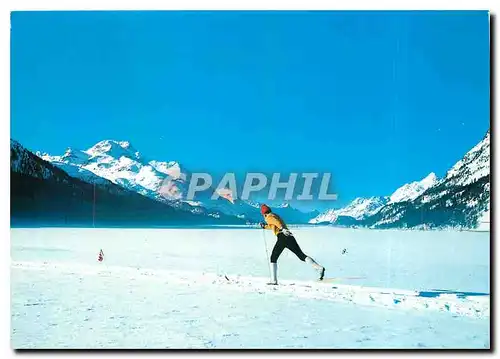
[259,204,325,285]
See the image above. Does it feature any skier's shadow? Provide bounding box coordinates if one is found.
[417,289,489,299]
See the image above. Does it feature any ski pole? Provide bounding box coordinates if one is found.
[261,228,271,279]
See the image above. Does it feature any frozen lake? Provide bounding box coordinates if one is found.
[10,227,490,349]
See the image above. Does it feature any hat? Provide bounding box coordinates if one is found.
[260,204,271,215]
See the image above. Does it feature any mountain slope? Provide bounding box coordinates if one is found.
[40,140,241,219]
[311,130,490,229]
[363,176,489,229]
[11,140,241,226]
[443,131,490,187]
[310,197,388,224]
[388,173,438,204]
[40,141,173,201]
[40,140,315,223]
[365,131,489,229]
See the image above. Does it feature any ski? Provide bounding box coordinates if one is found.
[318,276,366,283]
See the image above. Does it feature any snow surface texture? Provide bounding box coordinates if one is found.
[11,227,489,349]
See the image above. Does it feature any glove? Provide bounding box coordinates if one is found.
[259,222,266,229]
[281,228,293,236]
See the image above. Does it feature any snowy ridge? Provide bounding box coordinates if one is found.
[388,173,438,204]
[445,130,489,187]
[311,130,490,229]
[149,160,182,178]
[86,140,141,160]
[40,140,181,202]
[39,140,260,222]
[310,197,387,224]
[310,173,437,225]
[12,261,489,319]
[41,140,316,223]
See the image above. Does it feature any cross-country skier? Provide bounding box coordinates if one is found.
[259,204,325,285]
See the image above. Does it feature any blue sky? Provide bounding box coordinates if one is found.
[11,11,489,209]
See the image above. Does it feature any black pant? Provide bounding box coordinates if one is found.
[270,233,307,263]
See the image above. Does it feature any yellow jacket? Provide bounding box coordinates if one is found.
[263,213,288,235]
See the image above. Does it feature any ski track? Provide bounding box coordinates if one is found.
[11,261,489,319]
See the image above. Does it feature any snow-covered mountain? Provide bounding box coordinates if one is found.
[40,140,183,202]
[388,173,437,204]
[443,131,490,187]
[38,140,313,224]
[311,173,437,225]
[40,140,229,217]
[310,197,388,224]
[311,130,490,230]
[12,139,241,226]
